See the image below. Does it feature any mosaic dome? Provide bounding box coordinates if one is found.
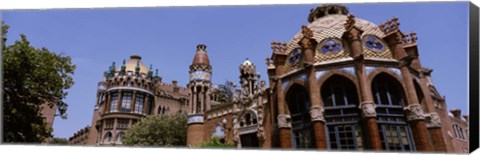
[116,55,149,75]
[283,5,393,72]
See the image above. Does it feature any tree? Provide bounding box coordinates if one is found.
[48,137,69,145]
[2,21,76,142]
[199,137,236,148]
[122,113,187,146]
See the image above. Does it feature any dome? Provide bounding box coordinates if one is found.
[242,58,253,66]
[192,44,210,65]
[116,55,149,75]
[283,5,394,73]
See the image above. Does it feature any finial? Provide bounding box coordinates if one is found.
[265,57,271,66]
[121,59,126,72]
[271,41,288,53]
[196,44,207,52]
[344,13,356,30]
[301,25,313,38]
[155,69,159,76]
[135,60,140,74]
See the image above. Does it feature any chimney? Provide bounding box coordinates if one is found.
[172,80,179,93]
[450,109,461,118]
[463,115,469,122]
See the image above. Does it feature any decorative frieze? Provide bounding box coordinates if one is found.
[404,104,425,121]
[277,114,292,128]
[425,112,442,128]
[187,114,204,124]
[359,101,377,118]
[309,106,325,122]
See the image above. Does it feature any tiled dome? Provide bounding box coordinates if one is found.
[116,55,149,75]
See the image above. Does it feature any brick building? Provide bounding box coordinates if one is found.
[185,4,469,153]
[75,4,468,153]
[69,126,90,145]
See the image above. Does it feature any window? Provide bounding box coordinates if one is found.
[109,93,119,112]
[452,124,466,140]
[116,132,124,143]
[120,92,132,112]
[117,119,129,129]
[146,98,153,115]
[322,75,363,150]
[286,84,314,149]
[104,132,112,143]
[372,74,414,152]
[105,119,114,129]
[134,94,145,114]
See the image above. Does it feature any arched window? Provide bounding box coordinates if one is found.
[286,84,314,148]
[109,93,119,112]
[116,132,124,143]
[104,132,112,143]
[372,73,414,151]
[157,106,163,115]
[134,93,145,114]
[321,75,364,150]
[413,81,428,112]
[120,92,132,112]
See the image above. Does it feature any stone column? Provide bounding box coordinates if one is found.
[103,93,111,113]
[272,42,291,149]
[143,96,149,114]
[342,17,382,150]
[298,25,327,149]
[131,91,137,113]
[385,30,431,151]
[116,90,123,112]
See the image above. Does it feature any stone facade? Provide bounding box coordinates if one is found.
[69,126,90,145]
[84,55,189,145]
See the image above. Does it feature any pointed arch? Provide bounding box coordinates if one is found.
[285,83,314,148]
[371,73,415,151]
[317,69,361,101]
[320,74,364,150]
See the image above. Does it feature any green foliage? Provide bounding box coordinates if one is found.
[213,80,236,103]
[48,137,69,145]
[2,22,76,142]
[199,137,236,148]
[122,113,187,147]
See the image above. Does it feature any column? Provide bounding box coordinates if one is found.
[272,42,291,149]
[298,26,327,149]
[385,30,431,151]
[116,90,123,112]
[342,19,382,150]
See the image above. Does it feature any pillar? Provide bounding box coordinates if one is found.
[342,17,382,150]
[298,25,327,149]
[384,30,431,152]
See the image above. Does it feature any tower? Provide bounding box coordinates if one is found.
[187,44,212,147]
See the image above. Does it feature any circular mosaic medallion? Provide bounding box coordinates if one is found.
[317,38,343,54]
[363,35,385,52]
[288,48,303,66]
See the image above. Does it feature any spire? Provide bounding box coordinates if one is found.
[121,59,126,73]
[148,64,153,77]
[192,44,211,65]
[155,69,159,77]
[135,59,140,74]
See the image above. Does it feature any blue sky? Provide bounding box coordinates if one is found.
[1,2,469,139]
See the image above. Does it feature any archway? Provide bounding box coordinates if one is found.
[286,84,314,148]
[321,75,364,150]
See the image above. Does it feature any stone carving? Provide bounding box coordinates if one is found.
[232,115,240,142]
[404,104,425,121]
[425,112,441,128]
[359,101,377,118]
[309,106,325,122]
[277,114,292,128]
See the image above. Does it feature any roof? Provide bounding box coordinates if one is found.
[116,55,149,75]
